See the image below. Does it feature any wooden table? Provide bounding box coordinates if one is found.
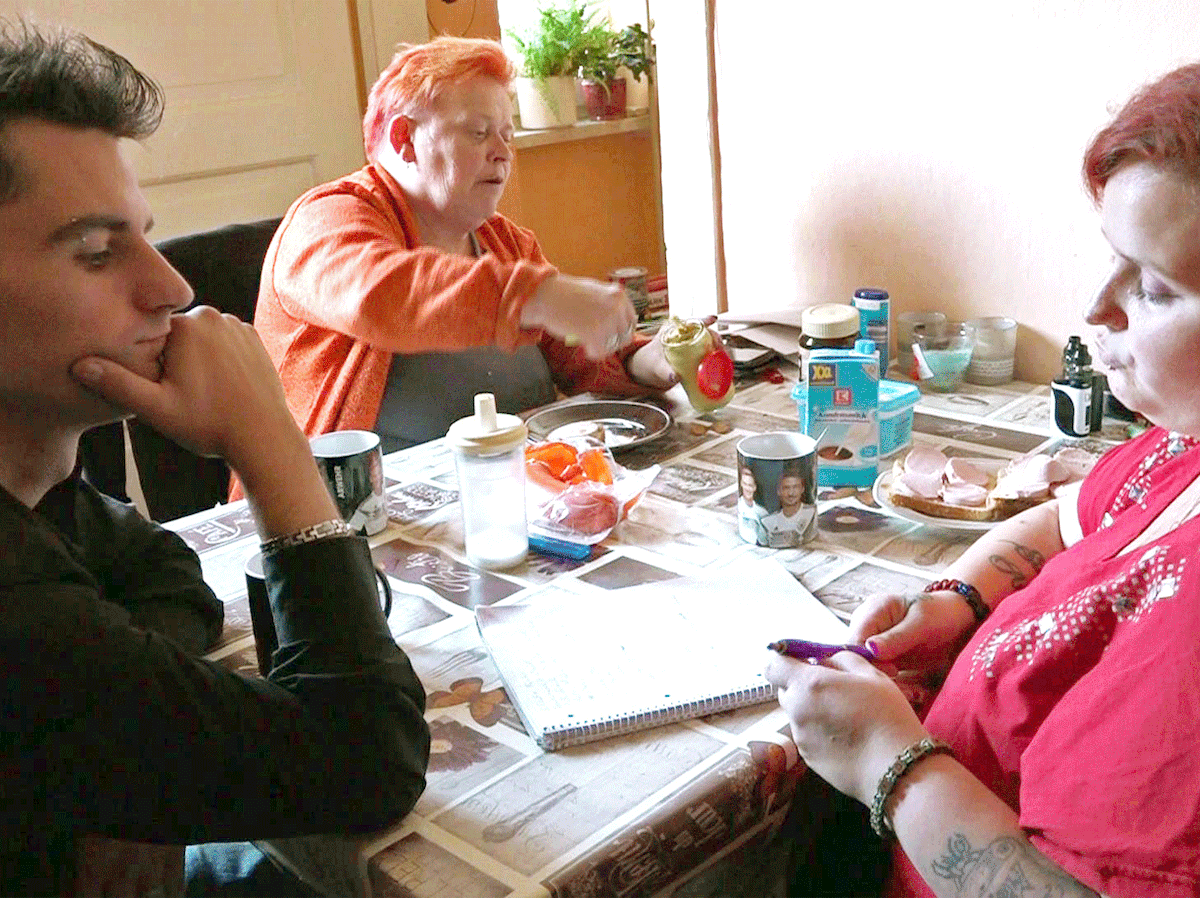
[174,364,1125,898]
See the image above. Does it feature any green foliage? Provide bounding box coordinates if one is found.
[507,2,655,87]
[507,1,604,80]
[575,18,655,102]
[612,23,655,83]
[573,16,618,84]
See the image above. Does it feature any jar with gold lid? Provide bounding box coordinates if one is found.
[799,304,860,377]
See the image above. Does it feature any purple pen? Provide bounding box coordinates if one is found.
[767,638,877,662]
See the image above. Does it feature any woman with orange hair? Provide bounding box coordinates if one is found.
[768,61,1200,898]
[255,37,678,452]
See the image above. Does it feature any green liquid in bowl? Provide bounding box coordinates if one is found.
[923,347,973,391]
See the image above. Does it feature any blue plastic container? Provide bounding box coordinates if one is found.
[878,379,920,457]
[792,376,919,463]
[791,342,880,487]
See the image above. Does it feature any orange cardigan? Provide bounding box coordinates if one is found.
[254,163,648,440]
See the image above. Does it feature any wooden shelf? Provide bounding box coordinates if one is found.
[512,110,652,150]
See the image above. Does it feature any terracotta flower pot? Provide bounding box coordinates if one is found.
[580,78,627,120]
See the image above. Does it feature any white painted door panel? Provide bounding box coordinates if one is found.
[3,0,367,238]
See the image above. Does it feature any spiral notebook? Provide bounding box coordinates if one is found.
[475,559,849,750]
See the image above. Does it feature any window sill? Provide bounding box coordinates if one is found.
[512,110,652,150]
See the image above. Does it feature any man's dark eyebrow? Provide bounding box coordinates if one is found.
[48,215,132,245]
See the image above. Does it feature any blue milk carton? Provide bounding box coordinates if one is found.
[791,339,880,487]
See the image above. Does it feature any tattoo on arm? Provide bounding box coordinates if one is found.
[987,555,1028,591]
[988,540,1047,591]
[930,833,1097,897]
[1002,540,1046,574]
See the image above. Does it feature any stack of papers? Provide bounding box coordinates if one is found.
[717,309,805,360]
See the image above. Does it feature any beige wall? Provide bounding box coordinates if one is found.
[2,0,373,239]
[652,1,723,316]
[655,0,1200,383]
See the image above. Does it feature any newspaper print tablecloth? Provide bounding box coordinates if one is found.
[175,365,1126,898]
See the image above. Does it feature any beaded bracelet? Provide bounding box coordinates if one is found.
[260,519,354,558]
[869,737,954,839]
[924,578,989,624]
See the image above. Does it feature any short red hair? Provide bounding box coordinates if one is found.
[1083,62,1200,203]
[363,36,513,159]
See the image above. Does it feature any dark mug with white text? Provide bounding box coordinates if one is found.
[309,430,388,536]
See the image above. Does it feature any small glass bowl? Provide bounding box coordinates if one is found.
[895,310,948,376]
[915,322,975,392]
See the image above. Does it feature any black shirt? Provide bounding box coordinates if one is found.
[0,475,429,895]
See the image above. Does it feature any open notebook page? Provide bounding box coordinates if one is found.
[476,558,848,750]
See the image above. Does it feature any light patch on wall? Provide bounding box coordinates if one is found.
[656,0,1200,381]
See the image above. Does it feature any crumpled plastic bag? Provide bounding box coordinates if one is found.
[525,437,659,544]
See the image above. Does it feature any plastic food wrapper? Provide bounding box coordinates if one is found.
[525,437,660,544]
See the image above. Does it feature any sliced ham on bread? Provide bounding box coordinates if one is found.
[886,446,1085,522]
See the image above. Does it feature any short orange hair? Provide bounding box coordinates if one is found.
[1084,62,1200,203]
[363,36,514,159]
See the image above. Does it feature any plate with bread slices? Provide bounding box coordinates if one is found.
[874,445,1088,531]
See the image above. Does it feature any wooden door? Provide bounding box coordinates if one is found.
[2,0,369,238]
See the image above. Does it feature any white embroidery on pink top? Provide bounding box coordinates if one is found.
[1104,432,1198,527]
[968,546,1185,680]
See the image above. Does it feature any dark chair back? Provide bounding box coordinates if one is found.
[79,217,282,522]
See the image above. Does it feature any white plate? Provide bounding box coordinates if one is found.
[872,460,1006,532]
[525,400,671,450]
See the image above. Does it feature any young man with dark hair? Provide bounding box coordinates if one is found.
[0,21,429,896]
[761,463,815,548]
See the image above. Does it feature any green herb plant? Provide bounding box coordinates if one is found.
[507,1,603,81]
[507,3,656,114]
[613,23,654,83]
[576,20,655,101]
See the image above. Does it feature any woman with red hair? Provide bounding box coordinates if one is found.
[768,62,1200,898]
[255,37,678,452]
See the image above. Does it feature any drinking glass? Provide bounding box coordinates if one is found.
[965,316,1017,385]
[895,311,947,377]
[916,322,975,392]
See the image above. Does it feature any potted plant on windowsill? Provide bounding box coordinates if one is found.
[577,22,654,121]
[507,3,598,129]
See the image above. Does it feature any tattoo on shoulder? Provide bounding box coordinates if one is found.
[930,833,1097,897]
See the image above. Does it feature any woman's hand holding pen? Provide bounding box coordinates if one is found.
[769,591,975,713]
[764,647,928,807]
[848,590,977,690]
